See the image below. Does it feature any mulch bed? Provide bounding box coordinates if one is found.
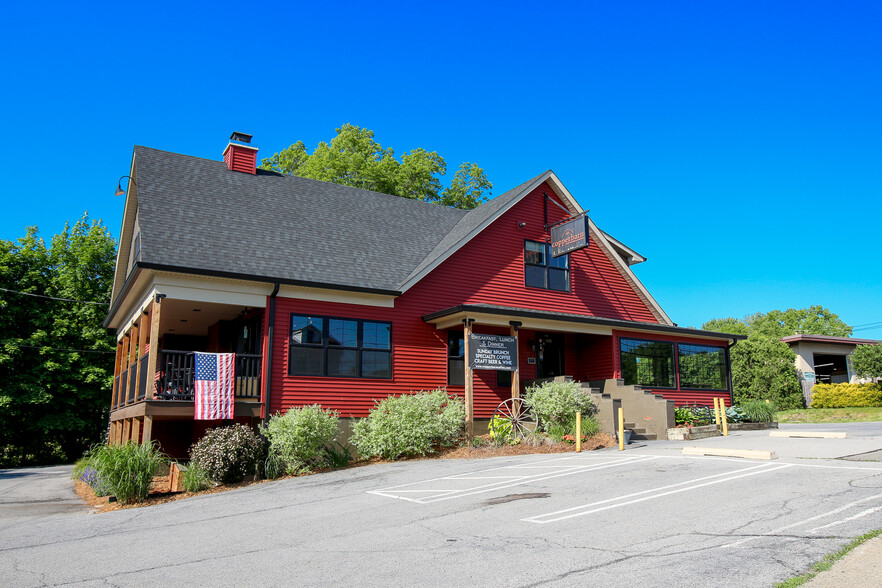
[74,432,617,513]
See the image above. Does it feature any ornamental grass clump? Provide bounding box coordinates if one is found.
[351,389,465,460]
[738,399,778,423]
[74,442,167,504]
[261,405,341,474]
[189,424,265,483]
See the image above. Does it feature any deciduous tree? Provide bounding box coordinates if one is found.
[260,124,492,210]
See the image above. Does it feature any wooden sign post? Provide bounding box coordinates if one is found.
[463,318,474,438]
[509,321,521,401]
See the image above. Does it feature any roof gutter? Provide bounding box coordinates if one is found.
[263,282,280,423]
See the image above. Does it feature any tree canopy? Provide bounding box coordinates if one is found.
[259,124,493,210]
[0,215,116,466]
[851,344,882,380]
[703,306,853,409]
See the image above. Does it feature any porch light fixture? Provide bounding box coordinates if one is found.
[114,176,136,196]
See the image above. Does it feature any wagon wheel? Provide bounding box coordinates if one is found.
[489,398,538,443]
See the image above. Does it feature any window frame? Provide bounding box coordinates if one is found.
[619,337,677,389]
[288,313,392,379]
[524,239,570,292]
[677,343,728,391]
[447,331,465,386]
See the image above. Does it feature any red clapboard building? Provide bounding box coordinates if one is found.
[104,132,744,453]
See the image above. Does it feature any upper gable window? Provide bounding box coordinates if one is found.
[524,240,569,292]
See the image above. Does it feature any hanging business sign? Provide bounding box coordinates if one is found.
[550,215,589,257]
[468,333,517,371]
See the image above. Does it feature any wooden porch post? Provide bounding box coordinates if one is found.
[110,341,122,410]
[142,415,153,444]
[120,333,131,406]
[122,419,131,444]
[145,297,162,401]
[463,318,474,438]
[135,310,148,400]
[509,321,521,400]
[130,417,141,444]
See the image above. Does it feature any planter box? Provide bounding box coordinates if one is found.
[728,422,778,431]
[666,424,720,441]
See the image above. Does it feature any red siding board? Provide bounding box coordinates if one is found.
[268,183,667,417]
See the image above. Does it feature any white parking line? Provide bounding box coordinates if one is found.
[523,463,792,524]
[722,492,882,548]
[367,455,657,504]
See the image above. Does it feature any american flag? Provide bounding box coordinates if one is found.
[194,352,235,420]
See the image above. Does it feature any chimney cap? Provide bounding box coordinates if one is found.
[229,131,253,144]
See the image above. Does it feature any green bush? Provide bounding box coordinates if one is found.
[351,389,465,459]
[524,380,597,432]
[674,404,715,426]
[189,424,265,483]
[738,399,777,423]
[261,405,340,474]
[181,463,212,492]
[75,442,166,504]
[810,383,882,409]
[851,344,882,380]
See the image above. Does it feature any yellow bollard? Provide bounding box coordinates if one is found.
[713,398,722,429]
[576,411,582,453]
[721,400,729,436]
[618,407,625,451]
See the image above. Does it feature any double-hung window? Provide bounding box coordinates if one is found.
[289,315,391,378]
[524,240,569,292]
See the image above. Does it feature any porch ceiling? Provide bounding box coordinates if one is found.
[160,299,257,336]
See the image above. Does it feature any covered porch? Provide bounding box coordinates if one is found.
[108,293,265,454]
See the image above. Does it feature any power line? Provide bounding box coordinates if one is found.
[1,341,115,355]
[851,320,882,328]
[0,286,109,306]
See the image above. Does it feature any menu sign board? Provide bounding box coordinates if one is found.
[550,215,589,257]
[468,333,517,371]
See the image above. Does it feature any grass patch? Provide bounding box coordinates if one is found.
[774,529,881,587]
[777,406,882,424]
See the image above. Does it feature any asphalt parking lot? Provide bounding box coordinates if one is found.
[1,422,880,587]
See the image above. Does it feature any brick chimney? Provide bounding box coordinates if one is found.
[223,132,258,174]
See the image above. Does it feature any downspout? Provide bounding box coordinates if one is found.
[726,339,739,406]
[263,282,280,424]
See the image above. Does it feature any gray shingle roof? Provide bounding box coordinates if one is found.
[134,146,486,292]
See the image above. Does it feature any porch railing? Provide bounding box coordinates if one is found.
[113,351,263,408]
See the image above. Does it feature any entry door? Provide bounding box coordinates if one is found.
[537,333,564,378]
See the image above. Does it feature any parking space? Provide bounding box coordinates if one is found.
[1,425,881,587]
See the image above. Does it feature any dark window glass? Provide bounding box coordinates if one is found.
[620,338,675,388]
[362,350,391,378]
[448,331,465,386]
[290,347,323,376]
[328,349,357,377]
[524,240,569,292]
[678,344,727,390]
[497,370,512,387]
[289,314,391,379]
[328,319,357,347]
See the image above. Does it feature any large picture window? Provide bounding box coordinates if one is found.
[524,240,569,292]
[289,315,391,378]
[620,338,675,388]
[678,344,727,390]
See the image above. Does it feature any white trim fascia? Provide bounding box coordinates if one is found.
[589,218,674,326]
[600,230,647,265]
[110,154,138,303]
[398,170,582,293]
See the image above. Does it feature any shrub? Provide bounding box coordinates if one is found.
[83,442,166,504]
[738,399,777,423]
[351,389,465,459]
[674,405,715,427]
[851,345,882,380]
[189,424,265,483]
[261,405,340,474]
[524,380,597,432]
[810,383,882,409]
[178,462,211,492]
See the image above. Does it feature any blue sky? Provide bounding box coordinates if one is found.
[1,1,879,334]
